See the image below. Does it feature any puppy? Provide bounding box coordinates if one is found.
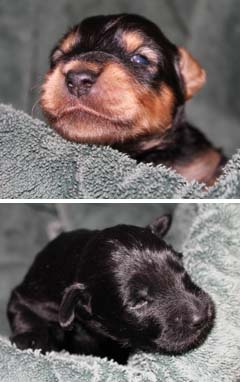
[8,215,215,364]
[40,14,226,186]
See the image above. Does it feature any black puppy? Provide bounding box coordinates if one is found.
[40,14,226,186]
[8,215,214,364]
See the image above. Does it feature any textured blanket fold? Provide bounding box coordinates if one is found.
[0,104,240,199]
[0,203,240,381]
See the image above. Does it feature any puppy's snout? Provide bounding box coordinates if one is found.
[191,311,206,328]
[65,70,98,97]
[190,301,212,329]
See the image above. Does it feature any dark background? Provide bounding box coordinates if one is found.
[0,0,240,155]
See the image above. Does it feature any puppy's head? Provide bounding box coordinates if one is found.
[59,215,214,355]
[41,14,206,144]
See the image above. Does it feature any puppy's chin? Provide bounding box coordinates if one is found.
[44,107,134,145]
[41,100,173,145]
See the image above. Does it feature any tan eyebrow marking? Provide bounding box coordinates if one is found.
[60,28,80,53]
[121,31,144,52]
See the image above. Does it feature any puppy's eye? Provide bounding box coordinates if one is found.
[130,299,148,310]
[131,54,149,66]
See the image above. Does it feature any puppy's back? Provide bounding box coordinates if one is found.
[8,229,98,318]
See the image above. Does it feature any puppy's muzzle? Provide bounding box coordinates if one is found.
[190,301,213,330]
[65,69,98,97]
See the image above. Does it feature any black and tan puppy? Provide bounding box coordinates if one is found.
[8,215,215,364]
[40,14,226,186]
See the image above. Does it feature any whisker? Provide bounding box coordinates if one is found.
[31,98,40,118]
[30,75,44,91]
[30,84,42,91]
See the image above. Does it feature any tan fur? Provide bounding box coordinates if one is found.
[41,66,66,117]
[178,47,206,100]
[41,59,175,144]
[137,85,174,135]
[121,31,144,52]
[173,149,222,185]
[60,29,79,53]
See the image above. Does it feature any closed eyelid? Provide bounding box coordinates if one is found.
[129,300,148,310]
[136,47,159,64]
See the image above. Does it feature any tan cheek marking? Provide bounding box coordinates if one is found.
[121,31,144,52]
[153,86,175,128]
[94,63,140,119]
[93,63,174,136]
[137,85,175,134]
[60,29,79,53]
[41,66,67,115]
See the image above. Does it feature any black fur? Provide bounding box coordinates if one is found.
[8,215,215,364]
[115,119,227,169]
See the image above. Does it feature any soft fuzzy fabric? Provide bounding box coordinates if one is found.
[0,104,240,199]
[0,203,240,381]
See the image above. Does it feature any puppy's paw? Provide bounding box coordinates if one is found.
[10,332,50,353]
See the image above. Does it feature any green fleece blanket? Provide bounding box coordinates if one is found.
[0,203,239,381]
[0,104,240,199]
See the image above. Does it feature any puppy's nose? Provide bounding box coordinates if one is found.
[191,309,207,328]
[65,70,97,97]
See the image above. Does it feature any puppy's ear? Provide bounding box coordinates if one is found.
[59,283,91,329]
[178,47,206,100]
[148,214,172,238]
